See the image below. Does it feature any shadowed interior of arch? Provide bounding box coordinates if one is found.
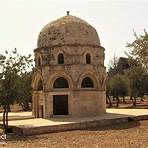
[58,53,64,64]
[53,77,69,88]
[81,77,94,88]
[86,53,91,64]
[37,79,43,90]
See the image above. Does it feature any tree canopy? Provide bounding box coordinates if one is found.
[126,30,148,70]
[107,30,148,107]
[0,48,33,133]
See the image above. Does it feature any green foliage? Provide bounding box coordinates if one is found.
[17,71,32,111]
[0,48,33,108]
[109,74,128,98]
[0,49,33,134]
[107,30,148,107]
[126,30,148,70]
[108,56,130,77]
[125,66,147,98]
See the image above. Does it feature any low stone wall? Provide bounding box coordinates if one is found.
[11,114,148,136]
[12,117,129,136]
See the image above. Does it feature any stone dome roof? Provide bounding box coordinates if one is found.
[37,15,100,48]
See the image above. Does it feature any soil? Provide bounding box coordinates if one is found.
[107,97,148,109]
[1,120,148,148]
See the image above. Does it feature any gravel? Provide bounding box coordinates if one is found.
[1,120,148,148]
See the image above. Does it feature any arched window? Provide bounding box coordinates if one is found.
[81,77,94,88]
[37,79,43,90]
[58,53,64,64]
[86,54,91,64]
[53,77,69,88]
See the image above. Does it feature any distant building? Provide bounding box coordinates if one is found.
[32,12,106,118]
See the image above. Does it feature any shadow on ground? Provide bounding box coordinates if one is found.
[85,120,140,131]
[47,112,133,123]
[3,120,141,142]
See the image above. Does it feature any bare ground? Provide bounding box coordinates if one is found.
[107,97,148,109]
[0,120,148,148]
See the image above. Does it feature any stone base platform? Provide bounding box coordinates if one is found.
[5,109,148,135]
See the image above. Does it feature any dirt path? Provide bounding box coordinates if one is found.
[1,120,148,148]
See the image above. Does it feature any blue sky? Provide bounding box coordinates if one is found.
[0,0,147,67]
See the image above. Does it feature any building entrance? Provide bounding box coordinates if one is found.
[53,95,68,115]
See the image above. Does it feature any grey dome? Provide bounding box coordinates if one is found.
[37,15,100,47]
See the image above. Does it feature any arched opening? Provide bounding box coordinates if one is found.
[53,77,69,88]
[58,53,64,64]
[86,54,91,64]
[53,77,69,115]
[37,79,43,90]
[81,77,94,88]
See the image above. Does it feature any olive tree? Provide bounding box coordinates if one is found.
[0,49,33,134]
[125,66,147,106]
[126,30,148,70]
[109,74,128,107]
[17,71,33,111]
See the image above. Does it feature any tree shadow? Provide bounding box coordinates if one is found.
[84,120,140,131]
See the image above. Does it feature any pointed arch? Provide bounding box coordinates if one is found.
[37,79,43,90]
[31,71,43,90]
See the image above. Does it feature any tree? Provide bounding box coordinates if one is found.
[108,56,131,77]
[0,49,33,134]
[125,66,147,106]
[17,71,33,111]
[109,74,128,107]
[126,30,148,70]
[108,55,119,77]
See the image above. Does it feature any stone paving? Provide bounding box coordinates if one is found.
[1,109,147,128]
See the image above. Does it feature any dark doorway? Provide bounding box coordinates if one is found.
[41,105,44,118]
[53,95,68,115]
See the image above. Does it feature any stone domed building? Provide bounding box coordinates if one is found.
[32,12,106,118]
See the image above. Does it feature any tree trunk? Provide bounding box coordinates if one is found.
[130,96,133,101]
[23,102,30,111]
[8,105,11,112]
[116,96,119,108]
[3,105,9,134]
[133,98,136,106]
[20,102,30,111]
[107,94,112,107]
[140,97,144,102]
[3,109,6,133]
[123,96,126,103]
[5,110,8,134]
